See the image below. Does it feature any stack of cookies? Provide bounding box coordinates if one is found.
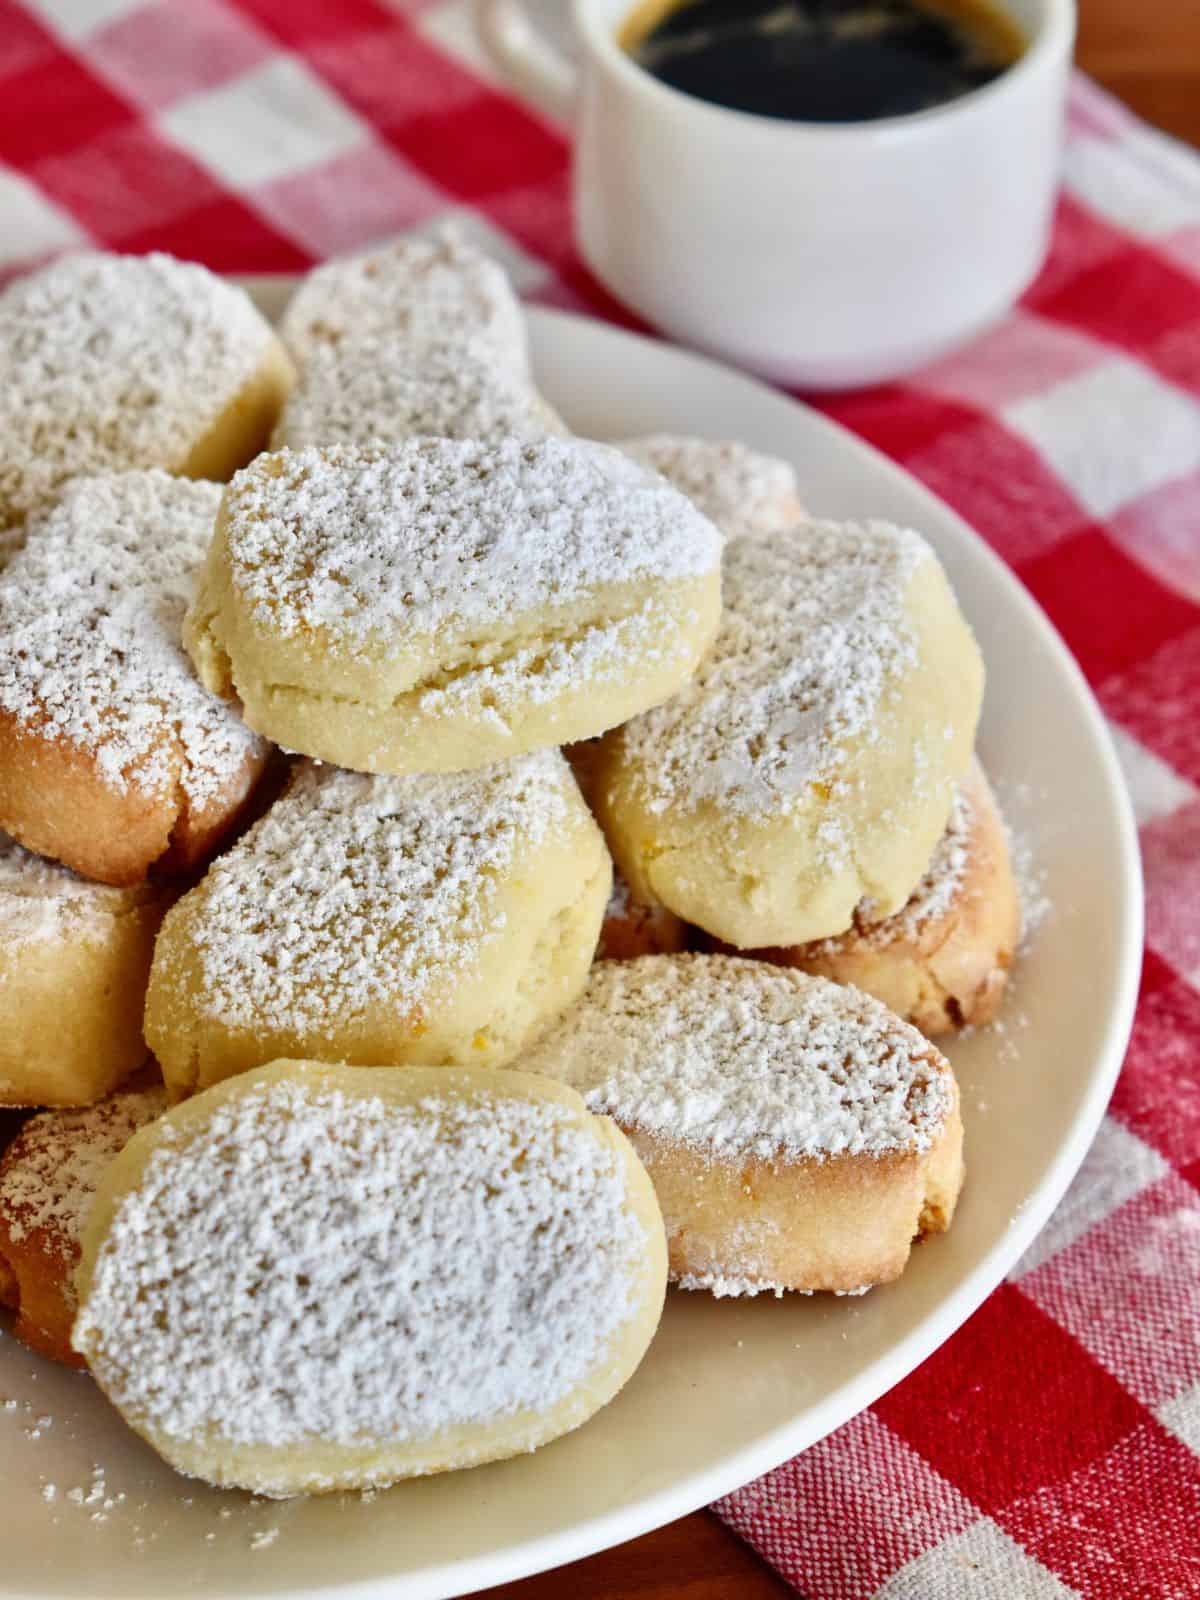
[0,231,1017,1499]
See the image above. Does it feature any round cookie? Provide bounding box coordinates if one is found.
[145,751,612,1100]
[522,954,964,1297]
[592,523,984,947]
[0,251,293,536]
[0,1077,166,1365]
[0,471,270,885]
[72,1060,667,1495]
[0,831,166,1107]
[186,438,724,775]
[279,226,529,374]
[271,335,563,451]
[619,435,804,539]
[752,759,1020,1035]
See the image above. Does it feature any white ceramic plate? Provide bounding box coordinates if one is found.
[0,302,1142,1600]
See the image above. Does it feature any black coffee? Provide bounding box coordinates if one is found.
[621,0,1024,123]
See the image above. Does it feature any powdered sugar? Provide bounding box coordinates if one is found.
[893,779,974,933]
[222,437,722,647]
[0,471,264,808]
[619,435,802,540]
[414,596,701,727]
[607,874,632,921]
[522,954,953,1162]
[279,226,529,374]
[615,523,927,821]
[1008,815,1051,952]
[273,335,558,452]
[0,252,274,529]
[0,1085,166,1259]
[73,1074,648,1465]
[182,751,574,1034]
[676,1274,787,1299]
[0,833,153,947]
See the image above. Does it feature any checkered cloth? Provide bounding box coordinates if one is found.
[1,3,1198,1596]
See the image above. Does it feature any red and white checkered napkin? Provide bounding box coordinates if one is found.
[1,5,1198,1595]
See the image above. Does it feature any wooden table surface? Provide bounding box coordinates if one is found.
[471,5,1200,1596]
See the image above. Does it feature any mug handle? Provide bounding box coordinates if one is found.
[474,0,579,123]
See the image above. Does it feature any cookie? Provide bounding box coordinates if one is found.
[523,954,963,1296]
[752,760,1020,1035]
[279,226,529,373]
[0,251,293,537]
[145,751,611,1100]
[271,335,563,451]
[619,435,803,539]
[0,471,270,884]
[592,523,983,947]
[0,832,166,1107]
[72,1060,666,1495]
[186,438,723,775]
[0,1078,166,1365]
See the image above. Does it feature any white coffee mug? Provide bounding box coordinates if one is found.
[478,0,1075,389]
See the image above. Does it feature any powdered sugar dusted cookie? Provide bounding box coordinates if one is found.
[0,1078,166,1365]
[72,1061,666,1495]
[753,759,1020,1035]
[271,335,563,452]
[187,438,724,775]
[145,751,611,1100]
[619,435,803,540]
[0,472,270,885]
[0,832,166,1107]
[279,226,529,373]
[592,524,983,947]
[0,251,293,536]
[523,954,963,1297]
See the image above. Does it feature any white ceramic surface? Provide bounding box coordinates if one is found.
[0,304,1141,1600]
[478,0,1075,388]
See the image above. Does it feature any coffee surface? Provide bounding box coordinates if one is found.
[622,0,1024,123]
